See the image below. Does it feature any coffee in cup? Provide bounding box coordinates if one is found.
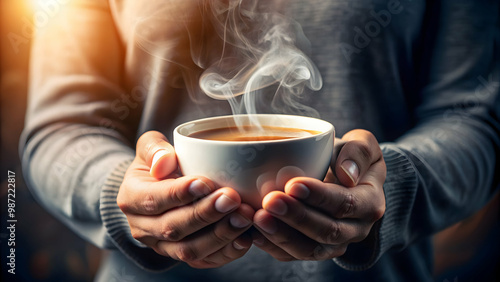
[188,125,321,141]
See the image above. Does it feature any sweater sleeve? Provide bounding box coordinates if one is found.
[19,0,177,271]
[334,0,500,270]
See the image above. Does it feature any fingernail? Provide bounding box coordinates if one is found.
[253,238,264,246]
[151,150,169,169]
[233,241,246,250]
[229,214,251,228]
[289,183,310,199]
[188,180,210,198]
[215,194,239,213]
[265,199,287,216]
[255,217,277,234]
[341,160,359,183]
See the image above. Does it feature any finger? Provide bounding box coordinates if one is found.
[196,232,254,268]
[330,138,346,169]
[256,166,306,198]
[253,228,348,262]
[155,203,254,263]
[129,188,245,242]
[262,191,371,244]
[253,209,347,260]
[118,175,216,215]
[323,167,338,184]
[357,155,387,188]
[253,209,316,260]
[324,138,346,185]
[251,229,296,261]
[335,130,382,187]
[136,130,178,178]
[285,178,385,221]
[252,229,347,262]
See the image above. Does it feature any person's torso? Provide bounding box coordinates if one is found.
[102,1,432,281]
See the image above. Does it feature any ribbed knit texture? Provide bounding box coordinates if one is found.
[100,159,179,271]
[334,143,418,270]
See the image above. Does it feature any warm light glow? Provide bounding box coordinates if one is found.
[28,0,68,13]
[25,0,69,30]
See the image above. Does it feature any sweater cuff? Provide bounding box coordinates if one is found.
[100,158,180,272]
[333,143,418,271]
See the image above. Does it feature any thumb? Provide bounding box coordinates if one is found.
[335,130,382,187]
[136,130,177,179]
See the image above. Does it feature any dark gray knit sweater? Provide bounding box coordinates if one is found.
[21,0,499,281]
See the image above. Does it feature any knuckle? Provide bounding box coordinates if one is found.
[212,227,234,245]
[355,142,373,163]
[160,224,181,241]
[311,244,330,260]
[175,244,198,262]
[168,183,185,204]
[339,191,355,218]
[373,203,386,221]
[315,192,332,209]
[130,228,143,241]
[116,180,135,212]
[145,144,155,161]
[141,194,159,213]
[359,129,376,141]
[274,233,293,248]
[116,192,129,212]
[312,244,343,260]
[291,207,309,227]
[318,221,341,244]
[192,206,213,227]
[137,131,161,153]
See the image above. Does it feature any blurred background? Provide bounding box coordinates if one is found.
[0,0,499,281]
[1,0,103,281]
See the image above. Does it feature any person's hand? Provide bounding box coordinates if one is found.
[252,129,386,261]
[117,131,255,268]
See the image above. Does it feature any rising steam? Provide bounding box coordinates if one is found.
[200,0,322,128]
[133,0,322,129]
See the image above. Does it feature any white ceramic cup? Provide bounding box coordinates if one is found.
[173,114,334,209]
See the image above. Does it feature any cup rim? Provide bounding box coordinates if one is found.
[173,114,334,144]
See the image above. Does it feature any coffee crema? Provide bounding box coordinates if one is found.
[188,125,321,141]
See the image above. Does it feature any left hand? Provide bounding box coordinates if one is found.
[252,129,386,261]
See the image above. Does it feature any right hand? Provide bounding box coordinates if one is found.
[117,131,255,269]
